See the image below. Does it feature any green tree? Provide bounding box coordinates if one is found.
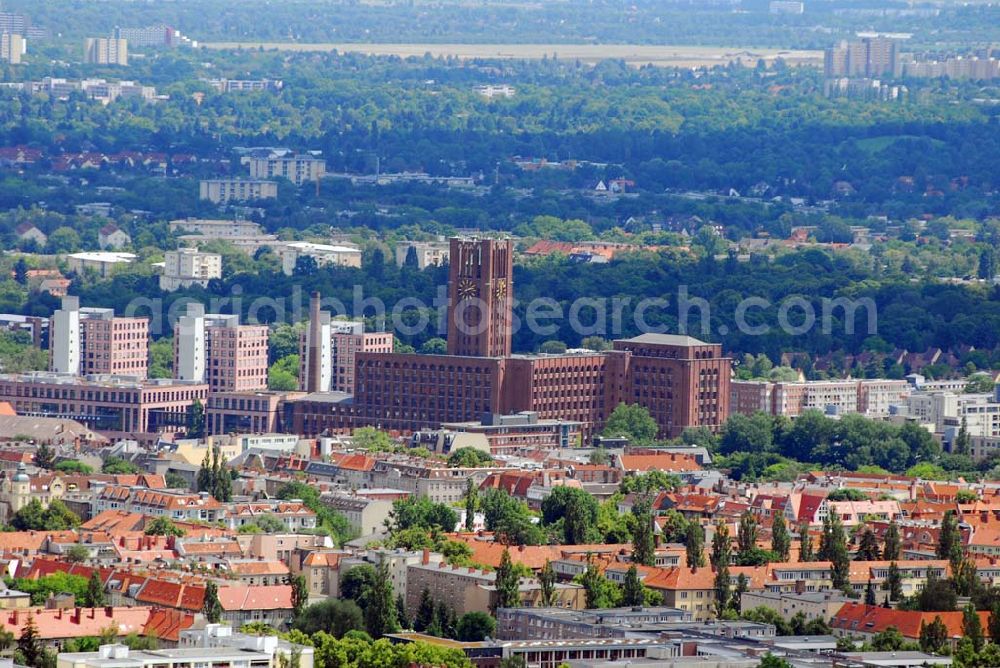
[937,510,959,560]
[915,571,957,612]
[364,559,399,638]
[954,416,971,456]
[395,595,411,631]
[292,599,364,637]
[539,560,557,607]
[17,615,42,668]
[291,574,308,619]
[353,427,395,451]
[819,514,850,590]
[448,447,493,468]
[883,521,901,562]
[541,486,600,545]
[871,626,905,651]
[580,556,619,609]
[855,527,881,561]
[865,580,877,606]
[34,443,55,469]
[885,562,903,602]
[603,403,658,442]
[711,523,732,615]
[268,354,300,390]
[456,611,496,641]
[588,447,610,465]
[84,571,105,607]
[11,499,80,531]
[622,565,645,607]
[737,511,758,555]
[631,495,656,566]
[341,565,377,606]
[65,545,90,563]
[987,599,1000,644]
[620,471,680,495]
[919,616,949,654]
[203,582,222,624]
[758,654,792,668]
[144,516,185,537]
[414,587,435,632]
[771,513,790,562]
[189,398,206,438]
[54,460,93,474]
[418,337,448,354]
[148,337,174,379]
[686,522,706,568]
[463,477,477,532]
[102,457,139,474]
[963,603,985,652]
[799,525,814,562]
[494,548,521,611]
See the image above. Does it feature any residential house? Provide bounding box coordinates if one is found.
[16,223,46,247]
[98,224,131,250]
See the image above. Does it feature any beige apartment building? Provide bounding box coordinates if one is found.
[248,154,326,185]
[84,37,128,65]
[394,241,450,269]
[405,562,585,618]
[0,32,25,64]
[200,179,278,204]
[731,379,910,418]
[160,248,222,291]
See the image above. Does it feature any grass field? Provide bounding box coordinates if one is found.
[202,42,823,68]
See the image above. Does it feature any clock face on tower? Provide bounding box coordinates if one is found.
[458,279,478,300]
[494,280,507,300]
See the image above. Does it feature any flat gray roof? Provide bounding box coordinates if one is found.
[619,333,710,346]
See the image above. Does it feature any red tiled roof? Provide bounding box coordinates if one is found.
[0,607,151,640]
[216,585,292,612]
[830,602,989,640]
[619,453,701,473]
[141,608,195,643]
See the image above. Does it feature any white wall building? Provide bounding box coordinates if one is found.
[160,248,222,291]
[200,179,278,204]
[50,296,81,375]
[276,241,361,275]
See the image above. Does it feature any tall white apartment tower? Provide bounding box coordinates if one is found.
[50,296,81,374]
[175,303,207,383]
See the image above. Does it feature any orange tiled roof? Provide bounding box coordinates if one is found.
[141,608,195,642]
[227,560,289,577]
[0,607,151,640]
[619,453,700,473]
[830,602,989,640]
[81,510,146,533]
[216,585,292,611]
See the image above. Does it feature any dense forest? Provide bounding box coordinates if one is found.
[8,0,1000,49]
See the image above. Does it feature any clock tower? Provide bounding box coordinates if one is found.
[447,237,513,357]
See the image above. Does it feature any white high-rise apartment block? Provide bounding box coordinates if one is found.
[160,248,222,291]
[50,296,81,374]
[175,304,207,384]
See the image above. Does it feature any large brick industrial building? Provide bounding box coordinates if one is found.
[292,237,731,438]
